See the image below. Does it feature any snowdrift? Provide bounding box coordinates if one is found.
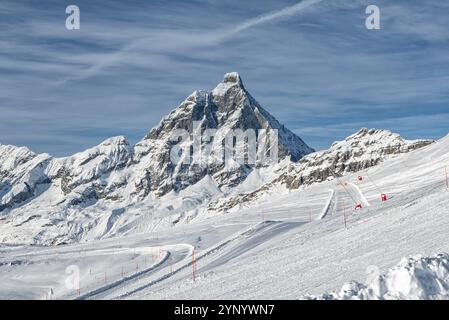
[309,253,449,300]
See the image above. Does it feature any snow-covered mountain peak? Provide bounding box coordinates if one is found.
[212,72,244,98]
[344,127,399,142]
[133,72,314,197]
[332,128,432,154]
[223,71,242,84]
[62,135,132,170]
[211,72,252,117]
[100,136,129,147]
[0,144,36,173]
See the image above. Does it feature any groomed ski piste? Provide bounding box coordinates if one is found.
[1,133,449,300]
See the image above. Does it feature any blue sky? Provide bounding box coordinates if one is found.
[1,0,449,156]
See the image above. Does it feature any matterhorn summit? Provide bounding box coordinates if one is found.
[133,72,315,196]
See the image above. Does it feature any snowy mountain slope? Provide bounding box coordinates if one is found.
[0,131,448,299]
[308,253,449,300]
[0,137,133,212]
[124,132,449,299]
[207,128,433,213]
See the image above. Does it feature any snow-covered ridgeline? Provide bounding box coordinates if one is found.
[208,128,433,213]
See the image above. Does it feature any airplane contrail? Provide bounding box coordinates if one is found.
[229,0,322,35]
[58,0,323,84]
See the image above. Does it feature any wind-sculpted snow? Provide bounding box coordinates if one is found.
[308,254,449,300]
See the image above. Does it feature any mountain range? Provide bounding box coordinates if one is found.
[0,73,434,245]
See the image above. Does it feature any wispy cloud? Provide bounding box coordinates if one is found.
[58,0,322,84]
[229,0,321,34]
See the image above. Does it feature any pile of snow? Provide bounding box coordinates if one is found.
[309,254,449,300]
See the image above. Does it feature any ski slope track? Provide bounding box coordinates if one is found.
[75,249,173,300]
[110,220,302,300]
